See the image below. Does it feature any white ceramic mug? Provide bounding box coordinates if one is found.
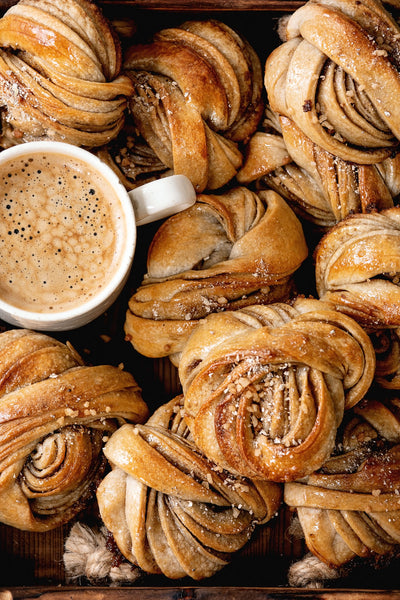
[0,141,196,331]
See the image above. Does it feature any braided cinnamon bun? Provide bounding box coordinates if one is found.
[285,395,400,568]
[124,187,308,366]
[178,297,375,482]
[238,107,399,230]
[97,395,281,581]
[264,0,400,164]
[123,19,264,192]
[0,328,148,532]
[315,207,400,328]
[0,0,133,148]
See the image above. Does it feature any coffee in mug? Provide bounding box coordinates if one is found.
[0,141,196,330]
[0,151,128,314]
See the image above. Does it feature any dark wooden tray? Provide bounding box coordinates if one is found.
[3,587,400,599]
[0,0,305,11]
[0,0,399,596]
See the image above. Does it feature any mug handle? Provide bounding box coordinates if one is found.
[128,174,197,226]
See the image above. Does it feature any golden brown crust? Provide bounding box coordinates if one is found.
[0,0,132,147]
[178,298,375,482]
[179,20,264,143]
[124,188,308,365]
[236,130,291,185]
[123,19,264,192]
[285,396,400,568]
[264,0,400,163]
[315,208,400,328]
[238,107,397,230]
[0,329,148,532]
[97,396,282,580]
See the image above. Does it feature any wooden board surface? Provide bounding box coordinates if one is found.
[3,587,400,599]
[0,0,305,11]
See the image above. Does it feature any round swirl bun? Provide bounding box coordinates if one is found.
[238,107,400,230]
[178,298,375,482]
[97,395,281,581]
[264,0,400,164]
[0,329,148,532]
[123,19,264,192]
[285,395,400,568]
[0,0,133,147]
[372,328,400,389]
[315,207,400,329]
[125,187,308,366]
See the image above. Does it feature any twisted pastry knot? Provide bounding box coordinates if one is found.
[285,397,400,568]
[315,207,400,329]
[0,329,148,532]
[178,298,375,483]
[124,188,308,366]
[238,108,399,230]
[264,0,400,164]
[97,395,281,581]
[0,0,133,148]
[123,19,264,192]
[372,328,400,389]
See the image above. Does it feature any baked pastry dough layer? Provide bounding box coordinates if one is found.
[238,106,399,230]
[124,20,264,192]
[285,396,400,567]
[125,187,308,365]
[264,0,400,163]
[0,329,148,532]
[97,395,281,580]
[315,207,400,328]
[178,298,375,482]
[0,0,133,147]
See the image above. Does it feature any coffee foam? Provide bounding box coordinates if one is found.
[0,152,127,313]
